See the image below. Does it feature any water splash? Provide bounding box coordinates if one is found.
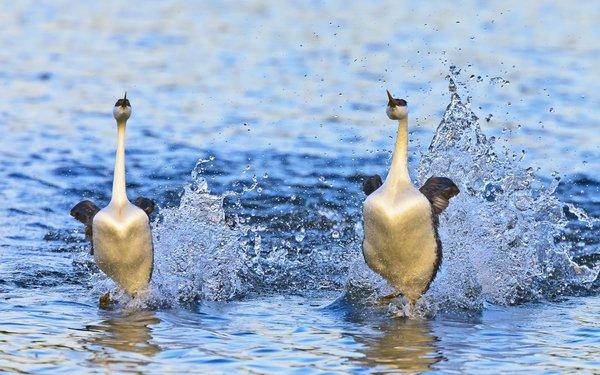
[87,173,253,309]
[416,78,598,310]
[93,156,362,308]
[147,174,252,306]
[84,158,254,309]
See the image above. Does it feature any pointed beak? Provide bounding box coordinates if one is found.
[386,90,396,107]
[121,92,128,108]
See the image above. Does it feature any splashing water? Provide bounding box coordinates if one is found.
[102,158,359,308]
[148,174,251,306]
[85,160,256,309]
[415,79,598,311]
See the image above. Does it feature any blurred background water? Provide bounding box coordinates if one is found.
[0,0,598,373]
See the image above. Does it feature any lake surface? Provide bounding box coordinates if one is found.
[0,0,598,373]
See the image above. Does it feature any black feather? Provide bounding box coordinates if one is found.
[70,200,100,255]
[363,175,383,196]
[419,177,460,215]
[419,176,460,291]
[133,197,156,217]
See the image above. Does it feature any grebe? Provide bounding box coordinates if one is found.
[362,90,459,305]
[70,94,155,296]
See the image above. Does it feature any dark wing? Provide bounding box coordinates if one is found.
[419,177,460,293]
[70,200,100,255]
[363,175,383,196]
[133,197,156,283]
[133,197,156,217]
[419,177,460,216]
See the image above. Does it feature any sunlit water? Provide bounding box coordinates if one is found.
[1,1,599,373]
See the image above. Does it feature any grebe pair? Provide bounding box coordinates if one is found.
[71,91,459,305]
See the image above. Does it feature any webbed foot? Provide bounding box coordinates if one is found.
[99,292,114,309]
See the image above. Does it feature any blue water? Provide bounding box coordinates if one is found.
[0,1,599,373]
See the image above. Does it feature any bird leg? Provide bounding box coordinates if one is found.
[378,290,403,304]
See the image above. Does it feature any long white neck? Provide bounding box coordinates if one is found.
[384,117,411,187]
[110,120,129,208]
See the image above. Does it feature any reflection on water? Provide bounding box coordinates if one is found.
[84,311,162,362]
[354,318,442,373]
[332,297,443,373]
[0,294,599,372]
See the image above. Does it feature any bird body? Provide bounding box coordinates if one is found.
[71,95,154,296]
[362,91,459,303]
[92,199,153,295]
[363,182,438,302]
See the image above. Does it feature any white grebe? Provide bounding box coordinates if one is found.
[70,94,155,296]
[362,90,459,305]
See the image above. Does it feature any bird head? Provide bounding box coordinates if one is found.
[113,92,132,122]
[385,90,408,120]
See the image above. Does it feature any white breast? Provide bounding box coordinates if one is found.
[362,183,438,302]
[92,203,154,295]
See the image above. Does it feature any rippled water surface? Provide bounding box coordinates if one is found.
[1,1,599,373]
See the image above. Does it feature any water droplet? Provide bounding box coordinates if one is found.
[490,77,509,87]
[295,227,306,242]
[448,78,457,93]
